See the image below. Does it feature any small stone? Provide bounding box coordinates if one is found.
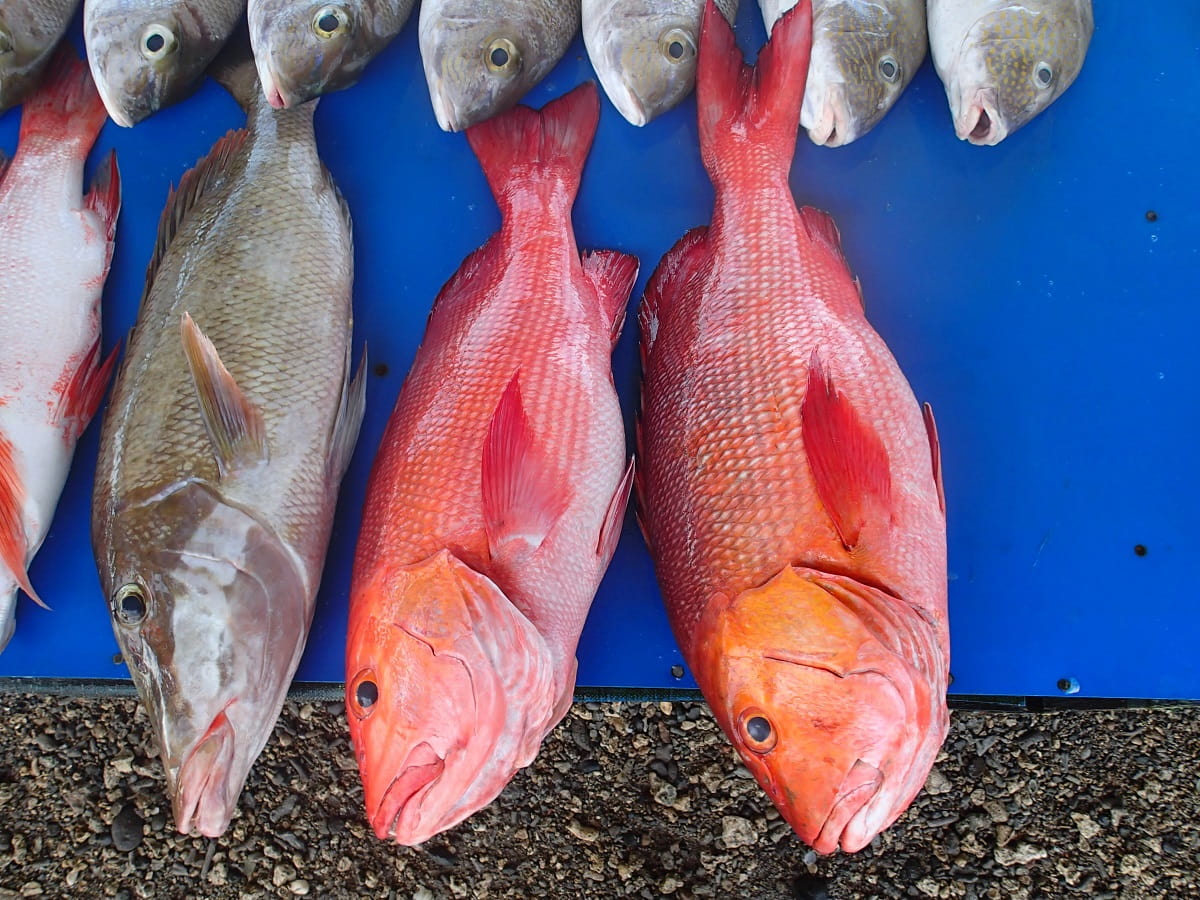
[20,883,43,897]
[289,880,310,896]
[567,820,599,843]
[721,816,757,849]
[916,877,940,897]
[994,842,1047,866]
[273,864,297,887]
[649,773,677,808]
[1071,812,1101,840]
[110,804,145,852]
[926,767,952,795]
[660,876,682,894]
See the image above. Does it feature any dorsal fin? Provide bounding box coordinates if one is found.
[638,226,709,366]
[580,250,639,347]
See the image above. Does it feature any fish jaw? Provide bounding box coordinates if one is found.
[369,742,447,843]
[954,85,1006,146]
[172,707,237,837]
[802,80,854,147]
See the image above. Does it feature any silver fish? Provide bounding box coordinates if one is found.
[419,0,581,132]
[83,0,246,126]
[0,0,81,112]
[761,0,926,146]
[91,44,365,837]
[248,0,416,108]
[583,0,738,127]
[927,0,1093,145]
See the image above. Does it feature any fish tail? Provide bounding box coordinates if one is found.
[696,0,812,181]
[18,46,108,152]
[466,83,600,213]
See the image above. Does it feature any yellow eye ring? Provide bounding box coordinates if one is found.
[660,28,695,64]
[349,669,379,718]
[485,37,520,73]
[738,708,778,753]
[313,5,350,40]
[139,25,178,61]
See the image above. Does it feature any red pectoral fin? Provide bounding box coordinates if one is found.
[58,338,120,437]
[482,373,571,558]
[923,402,946,515]
[0,436,46,609]
[800,353,892,551]
[597,457,634,566]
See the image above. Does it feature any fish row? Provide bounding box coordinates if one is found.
[1,0,1093,142]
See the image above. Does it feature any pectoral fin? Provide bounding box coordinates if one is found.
[329,344,367,481]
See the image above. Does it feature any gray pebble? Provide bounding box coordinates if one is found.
[110,804,144,852]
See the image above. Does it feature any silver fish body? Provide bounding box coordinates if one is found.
[83,0,246,126]
[249,0,416,108]
[0,0,81,112]
[91,52,364,838]
[761,0,926,146]
[419,0,581,132]
[583,0,737,127]
[927,0,1093,145]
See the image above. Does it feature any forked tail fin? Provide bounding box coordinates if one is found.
[696,0,812,182]
[19,46,108,153]
[466,83,600,216]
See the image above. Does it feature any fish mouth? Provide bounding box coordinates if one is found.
[957,88,1005,146]
[804,83,854,147]
[600,76,650,127]
[810,758,884,855]
[89,68,135,128]
[172,708,237,838]
[429,80,465,132]
[372,742,447,845]
[255,59,291,109]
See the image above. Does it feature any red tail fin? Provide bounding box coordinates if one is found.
[466,83,600,215]
[19,46,107,153]
[696,0,812,180]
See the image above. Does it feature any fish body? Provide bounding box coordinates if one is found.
[91,47,363,838]
[83,0,246,126]
[346,83,636,845]
[636,1,949,854]
[927,0,1093,145]
[0,49,118,651]
[760,0,926,146]
[418,0,581,131]
[249,0,416,108]
[0,0,81,112]
[582,0,738,127]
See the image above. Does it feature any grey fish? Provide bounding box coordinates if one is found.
[91,42,364,838]
[248,0,416,108]
[0,0,80,112]
[419,0,581,132]
[83,0,246,126]
[927,0,1093,145]
[583,0,738,127]
[761,0,926,146]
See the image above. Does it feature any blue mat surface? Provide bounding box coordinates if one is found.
[1,2,1195,699]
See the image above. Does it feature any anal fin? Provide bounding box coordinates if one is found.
[84,151,121,275]
[580,250,639,347]
[57,338,120,438]
[0,436,46,609]
[638,226,708,364]
[597,457,635,566]
[329,344,367,481]
[923,402,946,515]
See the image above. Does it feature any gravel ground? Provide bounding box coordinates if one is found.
[0,693,1197,899]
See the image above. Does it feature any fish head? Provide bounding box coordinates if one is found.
[83,1,232,126]
[0,9,46,111]
[346,549,562,845]
[99,480,310,837]
[801,0,927,147]
[693,566,948,855]
[945,2,1094,145]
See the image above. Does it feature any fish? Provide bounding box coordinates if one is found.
[418,0,582,132]
[582,0,738,127]
[248,0,416,108]
[90,40,365,838]
[82,0,246,126]
[760,0,926,146]
[345,82,637,845]
[927,0,1093,145]
[0,0,81,113]
[0,48,119,652]
[635,0,949,855]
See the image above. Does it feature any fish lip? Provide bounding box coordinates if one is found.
[172,706,237,838]
[957,88,1005,145]
[429,81,464,132]
[809,759,884,854]
[371,742,446,844]
[805,83,853,147]
[255,59,292,109]
[600,77,650,127]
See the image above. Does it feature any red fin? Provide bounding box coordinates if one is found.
[466,83,599,214]
[800,207,847,262]
[58,339,120,437]
[0,150,9,185]
[801,352,892,551]
[84,151,121,274]
[580,250,639,346]
[696,0,812,179]
[923,403,946,515]
[0,436,46,609]
[19,46,107,151]
[597,457,635,566]
[482,373,571,558]
[638,226,709,365]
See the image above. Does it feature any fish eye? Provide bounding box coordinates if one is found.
[113,584,148,626]
[659,28,695,64]
[485,37,520,74]
[140,25,178,61]
[878,55,900,84]
[1033,62,1054,88]
[0,30,13,55]
[738,708,778,753]
[350,670,379,718]
[312,6,350,40]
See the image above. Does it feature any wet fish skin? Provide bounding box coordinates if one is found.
[928,0,1093,145]
[761,0,926,146]
[419,0,581,131]
[0,48,118,652]
[582,0,738,127]
[249,0,416,108]
[83,0,246,126]
[636,1,949,855]
[0,0,81,112]
[92,46,363,838]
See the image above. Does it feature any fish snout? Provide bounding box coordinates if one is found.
[957,87,1005,146]
[803,83,853,148]
[811,758,885,854]
[172,709,237,838]
[371,742,447,845]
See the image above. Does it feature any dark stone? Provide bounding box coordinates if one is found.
[111,804,144,852]
[791,873,832,900]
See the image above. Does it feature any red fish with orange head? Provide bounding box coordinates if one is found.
[636,0,950,854]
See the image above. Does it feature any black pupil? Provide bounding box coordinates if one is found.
[668,41,685,60]
[356,680,378,708]
[1038,66,1052,85]
[746,716,771,743]
[121,591,145,620]
[319,13,340,32]
[145,33,165,53]
[881,60,896,79]
[491,46,509,67]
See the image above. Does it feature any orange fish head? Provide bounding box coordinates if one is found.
[692,565,949,855]
[345,549,564,845]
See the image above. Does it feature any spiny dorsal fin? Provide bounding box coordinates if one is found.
[180,312,269,478]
